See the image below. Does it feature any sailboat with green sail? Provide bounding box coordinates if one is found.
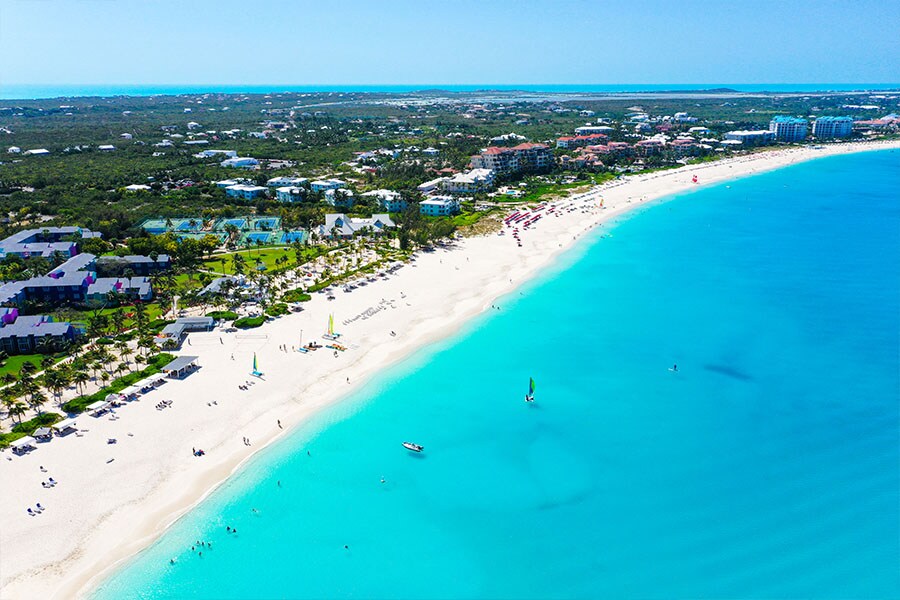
[525,377,535,402]
[323,314,340,340]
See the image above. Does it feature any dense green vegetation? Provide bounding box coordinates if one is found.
[206,310,238,320]
[233,315,266,329]
[61,353,174,414]
[3,89,891,242]
[282,289,312,303]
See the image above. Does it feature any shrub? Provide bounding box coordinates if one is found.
[206,310,239,320]
[282,289,312,303]
[266,303,289,317]
[1,412,63,448]
[233,316,266,329]
[147,318,175,333]
[96,337,114,345]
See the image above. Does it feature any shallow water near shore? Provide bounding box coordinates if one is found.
[94,150,900,599]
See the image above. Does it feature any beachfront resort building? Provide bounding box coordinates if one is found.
[0,311,80,355]
[419,196,460,217]
[94,254,171,277]
[769,116,808,142]
[441,169,496,194]
[634,138,666,156]
[668,138,704,157]
[470,143,554,176]
[812,116,854,138]
[0,255,153,307]
[361,189,408,212]
[724,130,776,146]
[318,214,396,239]
[0,227,101,259]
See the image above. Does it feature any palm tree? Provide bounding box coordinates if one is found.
[42,369,69,406]
[120,346,135,371]
[7,400,27,424]
[19,361,37,379]
[111,310,126,334]
[27,389,48,416]
[40,354,55,371]
[71,370,90,397]
[2,372,17,388]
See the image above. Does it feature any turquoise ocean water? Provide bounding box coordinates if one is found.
[2,83,898,100]
[94,150,900,599]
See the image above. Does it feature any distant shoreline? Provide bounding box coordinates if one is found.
[2,83,899,101]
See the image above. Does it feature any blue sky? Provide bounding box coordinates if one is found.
[1,0,898,85]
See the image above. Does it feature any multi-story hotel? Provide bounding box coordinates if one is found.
[812,116,853,138]
[470,143,554,176]
[724,130,776,146]
[769,116,808,142]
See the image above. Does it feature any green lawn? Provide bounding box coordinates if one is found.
[452,210,492,227]
[0,354,48,378]
[203,246,329,275]
[53,303,167,332]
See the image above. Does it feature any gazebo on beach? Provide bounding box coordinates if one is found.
[162,356,200,379]
[10,436,36,454]
[86,400,110,416]
[53,418,78,435]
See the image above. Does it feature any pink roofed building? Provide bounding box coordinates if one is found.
[470,143,554,175]
[634,139,666,156]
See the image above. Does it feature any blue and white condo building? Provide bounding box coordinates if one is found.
[769,116,809,142]
[812,116,854,138]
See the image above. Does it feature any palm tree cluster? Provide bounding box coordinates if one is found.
[1,301,158,426]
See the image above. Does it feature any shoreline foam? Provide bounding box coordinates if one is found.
[1,140,897,599]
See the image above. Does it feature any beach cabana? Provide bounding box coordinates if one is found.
[53,418,78,435]
[150,373,168,386]
[33,427,53,441]
[11,436,36,454]
[86,400,110,416]
[120,385,141,400]
[162,356,200,379]
[135,377,156,392]
[105,392,123,406]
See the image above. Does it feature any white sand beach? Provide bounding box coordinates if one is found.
[1,140,897,599]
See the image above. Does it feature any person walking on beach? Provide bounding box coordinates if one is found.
[277,420,282,429]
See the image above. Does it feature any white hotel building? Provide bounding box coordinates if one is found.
[812,116,853,138]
